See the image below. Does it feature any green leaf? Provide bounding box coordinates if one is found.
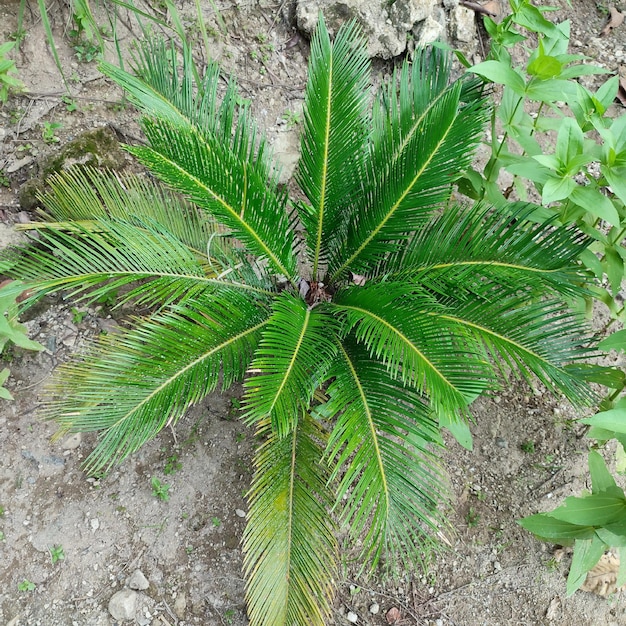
[570,186,621,227]
[127,120,297,281]
[527,55,562,80]
[518,513,595,542]
[604,247,624,295]
[296,17,370,279]
[581,408,626,435]
[567,536,607,595]
[331,65,488,279]
[525,78,578,103]
[589,450,617,492]
[549,487,626,526]
[45,292,267,473]
[333,284,487,415]
[0,368,13,401]
[542,175,576,204]
[322,341,444,568]
[243,416,337,626]
[599,329,626,352]
[243,293,338,437]
[439,410,473,450]
[604,167,626,205]
[555,118,583,166]
[470,60,526,95]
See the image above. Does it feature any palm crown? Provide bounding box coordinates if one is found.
[5,17,595,626]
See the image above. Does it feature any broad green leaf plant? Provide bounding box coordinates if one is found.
[4,17,598,625]
[463,0,626,334]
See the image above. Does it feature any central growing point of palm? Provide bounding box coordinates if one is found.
[7,17,594,626]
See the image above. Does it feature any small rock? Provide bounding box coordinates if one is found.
[174,592,187,619]
[90,518,100,532]
[386,606,402,624]
[347,611,358,623]
[235,508,246,518]
[62,433,82,450]
[128,569,149,591]
[369,602,380,615]
[108,589,137,621]
[495,437,508,449]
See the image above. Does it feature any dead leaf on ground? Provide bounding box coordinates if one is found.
[580,553,624,596]
[545,596,561,621]
[385,606,402,624]
[600,6,624,37]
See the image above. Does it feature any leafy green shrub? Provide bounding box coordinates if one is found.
[0,280,43,400]
[464,0,626,594]
[3,17,597,625]
[0,40,24,102]
[464,2,626,332]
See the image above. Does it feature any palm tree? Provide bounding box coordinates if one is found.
[4,17,594,626]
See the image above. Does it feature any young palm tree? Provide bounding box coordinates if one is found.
[5,17,594,626]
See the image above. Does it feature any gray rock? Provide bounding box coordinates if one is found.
[174,592,187,619]
[296,0,408,59]
[415,15,445,46]
[108,589,138,621]
[390,0,435,29]
[452,5,477,43]
[128,569,150,591]
[62,433,82,450]
[272,130,301,185]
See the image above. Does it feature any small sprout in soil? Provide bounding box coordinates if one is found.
[545,557,559,572]
[0,505,5,516]
[62,95,78,112]
[466,507,480,528]
[211,516,221,527]
[223,609,236,625]
[0,531,5,541]
[0,170,10,188]
[235,432,245,443]
[151,477,170,502]
[181,512,189,520]
[71,307,87,324]
[18,579,35,592]
[476,490,487,502]
[163,454,182,475]
[42,121,62,144]
[282,109,301,129]
[185,545,194,554]
[49,544,65,564]
[95,289,118,308]
[520,440,536,454]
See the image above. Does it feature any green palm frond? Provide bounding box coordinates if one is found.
[127,119,297,281]
[243,415,337,626]
[430,292,595,404]
[243,292,339,437]
[321,341,444,568]
[296,17,370,278]
[47,292,268,473]
[101,39,234,143]
[382,203,590,296]
[329,58,489,281]
[333,284,492,414]
[8,216,270,309]
[37,167,216,257]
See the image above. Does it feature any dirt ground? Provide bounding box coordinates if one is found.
[0,1,625,625]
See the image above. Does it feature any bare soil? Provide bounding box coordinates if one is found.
[0,1,625,625]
